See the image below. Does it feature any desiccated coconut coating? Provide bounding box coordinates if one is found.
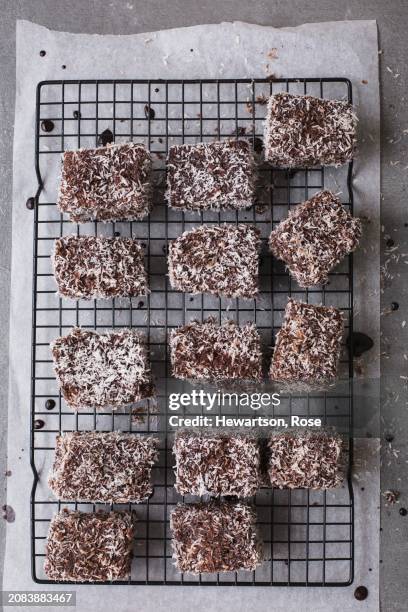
[267,430,344,489]
[264,93,357,167]
[270,299,344,382]
[168,224,261,299]
[57,142,152,222]
[52,235,148,299]
[51,327,154,411]
[170,501,262,574]
[173,431,261,497]
[166,140,256,211]
[269,190,362,287]
[169,319,262,381]
[44,510,134,582]
[48,432,159,503]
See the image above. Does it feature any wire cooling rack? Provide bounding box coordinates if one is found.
[30,78,354,586]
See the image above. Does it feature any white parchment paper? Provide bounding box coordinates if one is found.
[4,19,380,612]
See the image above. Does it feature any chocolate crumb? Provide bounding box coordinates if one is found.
[348,332,374,357]
[2,505,15,522]
[41,119,54,133]
[144,104,155,120]
[354,586,368,601]
[98,129,114,147]
[382,490,400,505]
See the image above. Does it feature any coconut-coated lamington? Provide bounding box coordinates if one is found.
[267,430,344,489]
[44,510,134,582]
[57,142,152,222]
[168,224,261,298]
[170,501,262,574]
[48,432,159,503]
[51,327,154,410]
[264,93,357,167]
[169,319,262,381]
[52,235,148,299]
[270,299,344,382]
[269,190,362,287]
[173,432,261,497]
[166,140,256,211]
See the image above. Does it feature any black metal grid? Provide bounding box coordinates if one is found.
[31,78,354,586]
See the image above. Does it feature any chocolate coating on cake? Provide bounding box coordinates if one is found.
[48,432,158,503]
[166,140,256,211]
[173,432,261,497]
[169,319,262,381]
[269,190,361,287]
[51,327,154,410]
[168,224,260,298]
[57,142,152,222]
[52,235,148,299]
[264,93,357,167]
[267,430,344,489]
[170,501,262,574]
[270,299,344,382]
[44,510,134,582]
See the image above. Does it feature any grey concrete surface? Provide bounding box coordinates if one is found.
[0,1,406,610]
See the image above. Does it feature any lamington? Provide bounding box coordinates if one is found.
[52,235,148,299]
[170,501,262,574]
[269,190,361,287]
[169,319,262,381]
[57,142,152,222]
[270,299,344,382]
[51,327,154,410]
[48,432,159,503]
[264,93,357,167]
[267,430,344,489]
[166,140,256,211]
[44,510,134,582]
[168,224,261,298]
[173,432,261,497]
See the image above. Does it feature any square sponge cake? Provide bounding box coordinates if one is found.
[264,93,357,167]
[57,142,152,222]
[269,190,361,287]
[44,510,134,582]
[170,501,262,574]
[166,140,255,212]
